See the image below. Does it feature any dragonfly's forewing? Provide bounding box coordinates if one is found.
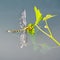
[19,10,27,28]
[19,10,27,48]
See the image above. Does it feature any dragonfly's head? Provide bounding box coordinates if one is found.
[27,23,35,35]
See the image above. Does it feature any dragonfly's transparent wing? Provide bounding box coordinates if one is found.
[19,10,27,28]
[19,31,27,48]
[19,10,27,48]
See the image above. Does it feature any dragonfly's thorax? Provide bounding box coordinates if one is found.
[27,26,33,31]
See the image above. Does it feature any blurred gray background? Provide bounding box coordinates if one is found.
[0,0,60,60]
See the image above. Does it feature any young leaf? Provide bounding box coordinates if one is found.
[34,6,43,25]
[43,14,56,21]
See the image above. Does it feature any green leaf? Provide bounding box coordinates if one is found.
[43,14,56,21]
[34,6,43,25]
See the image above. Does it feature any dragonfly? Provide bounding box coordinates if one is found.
[7,6,60,49]
[7,10,28,48]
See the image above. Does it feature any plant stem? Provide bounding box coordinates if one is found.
[44,20,52,36]
[50,36,60,46]
[36,25,60,46]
